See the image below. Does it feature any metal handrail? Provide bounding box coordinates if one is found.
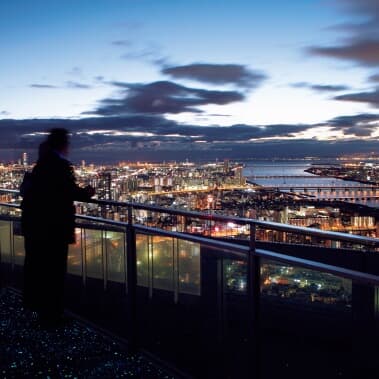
[1,188,379,246]
[2,188,379,376]
[69,215,379,284]
[0,202,19,208]
[256,249,379,286]
[1,208,379,286]
[0,189,19,194]
[79,215,379,286]
[90,200,379,246]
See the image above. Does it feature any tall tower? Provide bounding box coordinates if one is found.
[98,172,112,200]
[223,159,230,173]
[234,166,244,185]
[22,152,28,167]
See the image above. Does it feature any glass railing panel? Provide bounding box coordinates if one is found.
[13,221,25,265]
[0,220,12,263]
[134,234,240,378]
[135,233,201,295]
[224,257,248,294]
[105,230,125,283]
[136,233,149,287]
[177,239,201,296]
[151,235,174,291]
[222,252,250,378]
[259,257,354,378]
[84,228,103,280]
[261,258,352,308]
[67,228,83,276]
[222,252,371,378]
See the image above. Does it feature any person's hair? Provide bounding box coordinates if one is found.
[47,128,70,151]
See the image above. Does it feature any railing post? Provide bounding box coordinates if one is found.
[217,255,225,344]
[352,251,378,376]
[182,215,186,233]
[10,220,14,277]
[248,222,260,378]
[81,228,86,288]
[126,205,138,351]
[173,238,179,304]
[102,229,108,291]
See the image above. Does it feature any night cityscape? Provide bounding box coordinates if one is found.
[1,155,379,378]
[1,0,379,378]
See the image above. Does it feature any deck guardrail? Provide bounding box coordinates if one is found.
[1,187,378,247]
[1,188,379,377]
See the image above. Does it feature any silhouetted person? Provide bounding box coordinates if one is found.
[21,128,94,326]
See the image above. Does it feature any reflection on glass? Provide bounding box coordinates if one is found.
[68,228,82,275]
[136,234,149,287]
[136,233,201,296]
[223,257,353,309]
[224,258,248,293]
[105,230,125,283]
[178,239,201,295]
[0,220,11,263]
[85,229,103,279]
[152,235,174,291]
[11,221,24,265]
[261,259,352,308]
[13,236,25,265]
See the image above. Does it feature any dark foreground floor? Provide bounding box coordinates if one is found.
[0,289,177,378]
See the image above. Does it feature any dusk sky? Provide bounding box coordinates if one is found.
[1,0,379,162]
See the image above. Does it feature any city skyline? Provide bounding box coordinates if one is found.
[1,0,379,162]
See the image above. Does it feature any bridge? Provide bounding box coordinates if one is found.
[248,175,331,179]
[262,185,378,191]
[253,184,379,201]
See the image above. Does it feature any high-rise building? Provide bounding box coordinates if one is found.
[223,159,229,173]
[97,172,112,200]
[22,152,28,167]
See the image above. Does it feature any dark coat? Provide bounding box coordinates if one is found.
[21,150,90,244]
[21,150,91,316]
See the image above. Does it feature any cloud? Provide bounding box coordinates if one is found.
[2,139,377,163]
[368,74,379,83]
[334,88,379,108]
[120,41,166,63]
[292,82,350,92]
[29,84,58,89]
[307,0,379,66]
[86,81,245,116]
[207,114,232,117]
[308,39,379,66]
[326,113,379,136]
[111,32,168,65]
[66,81,92,89]
[66,66,83,76]
[0,117,312,151]
[30,82,92,90]
[0,111,10,116]
[111,40,132,47]
[161,63,267,89]
[335,0,379,15]
[1,112,379,162]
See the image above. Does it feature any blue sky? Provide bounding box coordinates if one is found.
[1,0,379,161]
